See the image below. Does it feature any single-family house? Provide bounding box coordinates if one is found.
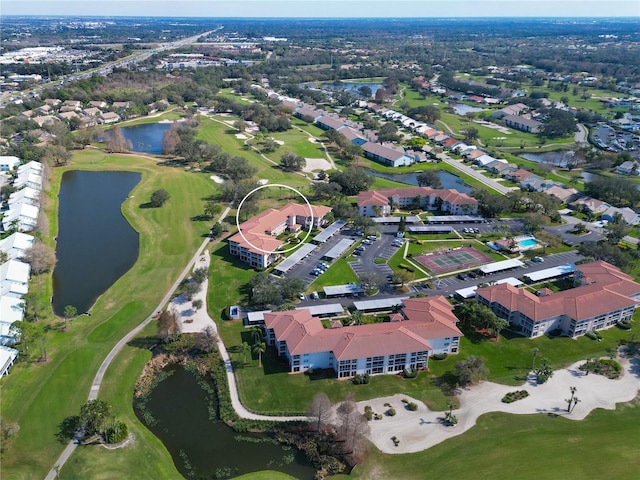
[545,185,579,203]
[263,296,462,377]
[44,98,62,107]
[0,156,21,172]
[89,100,108,109]
[570,196,609,215]
[601,206,640,226]
[82,107,102,118]
[62,100,82,109]
[475,154,499,168]
[463,149,485,161]
[442,137,462,150]
[433,134,450,144]
[31,116,58,128]
[98,112,120,124]
[58,111,80,121]
[492,103,528,119]
[476,261,640,338]
[520,174,554,192]
[0,232,35,261]
[112,101,130,111]
[0,259,30,298]
[229,203,332,269]
[362,142,414,167]
[615,161,640,175]
[505,169,534,183]
[36,105,52,115]
[487,161,516,175]
[503,114,543,133]
[18,110,34,119]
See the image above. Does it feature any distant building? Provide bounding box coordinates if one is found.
[229,203,332,269]
[357,186,478,216]
[503,114,542,133]
[476,261,640,338]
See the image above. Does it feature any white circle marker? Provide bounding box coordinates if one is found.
[235,183,314,255]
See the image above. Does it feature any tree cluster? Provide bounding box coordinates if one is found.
[280,151,306,172]
[328,168,373,196]
[454,302,508,338]
[454,355,489,387]
[584,175,640,208]
[248,272,305,306]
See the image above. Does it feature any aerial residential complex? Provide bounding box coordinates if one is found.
[357,186,479,217]
[263,296,462,378]
[228,203,332,268]
[476,261,640,338]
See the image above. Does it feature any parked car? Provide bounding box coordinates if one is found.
[310,291,319,299]
[356,246,366,251]
[362,239,372,245]
[532,256,544,263]
[457,273,468,280]
[367,235,378,241]
[298,293,306,300]
[468,271,478,279]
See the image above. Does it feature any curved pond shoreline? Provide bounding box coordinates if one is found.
[52,170,141,315]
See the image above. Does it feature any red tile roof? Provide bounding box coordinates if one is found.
[357,187,477,209]
[264,296,462,361]
[476,261,640,322]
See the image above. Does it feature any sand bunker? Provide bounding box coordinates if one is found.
[210,175,225,184]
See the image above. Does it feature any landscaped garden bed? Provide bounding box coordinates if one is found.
[579,358,622,379]
[501,390,530,403]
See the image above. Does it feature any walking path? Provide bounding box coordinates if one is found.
[363,355,640,454]
[45,205,233,480]
[436,152,513,195]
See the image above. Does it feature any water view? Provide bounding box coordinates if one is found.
[136,365,315,480]
[521,151,578,168]
[121,122,173,154]
[52,171,140,315]
[367,169,473,193]
[452,104,487,115]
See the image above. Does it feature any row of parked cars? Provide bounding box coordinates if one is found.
[463,227,480,234]
[311,261,330,276]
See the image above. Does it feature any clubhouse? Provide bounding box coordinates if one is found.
[476,261,640,338]
[357,187,478,217]
[229,203,331,268]
[263,296,463,378]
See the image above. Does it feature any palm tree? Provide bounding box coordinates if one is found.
[250,326,263,345]
[252,341,266,368]
[241,341,251,364]
[571,396,581,413]
[565,386,577,412]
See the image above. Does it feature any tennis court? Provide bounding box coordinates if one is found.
[415,247,491,274]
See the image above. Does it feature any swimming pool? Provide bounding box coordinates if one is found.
[519,238,539,248]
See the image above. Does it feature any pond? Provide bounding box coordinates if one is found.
[52,171,140,316]
[136,365,316,480]
[367,169,473,193]
[521,151,578,168]
[120,122,173,154]
[452,104,487,115]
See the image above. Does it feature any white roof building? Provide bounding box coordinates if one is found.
[2,203,40,232]
[0,232,34,261]
[0,156,21,172]
[8,186,41,207]
[0,295,24,324]
[16,161,43,175]
[14,171,43,190]
[0,345,19,377]
[0,260,30,298]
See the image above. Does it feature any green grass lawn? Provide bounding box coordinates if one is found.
[1,149,215,480]
[308,257,359,290]
[197,116,312,189]
[267,130,327,159]
[343,402,640,480]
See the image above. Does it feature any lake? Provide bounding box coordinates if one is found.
[452,104,487,115]
[521,151,577,168]
[52,171,140,316]
[121,122,173,154]
[136,365,316,480]
[367,169,473,193]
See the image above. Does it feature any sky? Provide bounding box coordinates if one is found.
[2,0,639,18]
